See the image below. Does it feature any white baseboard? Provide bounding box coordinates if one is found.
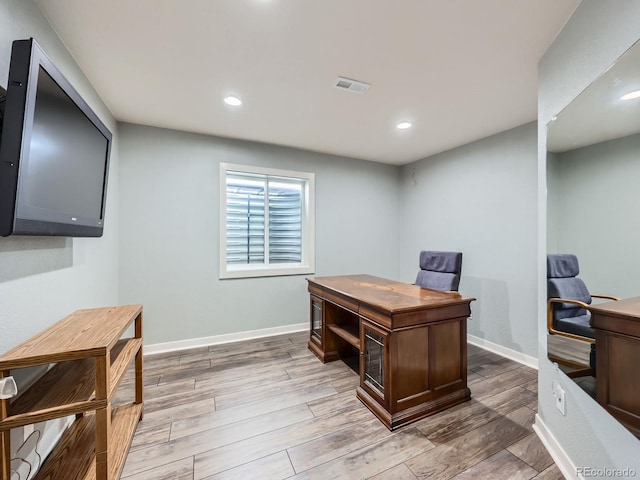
[144,323,308,356]
[533,413,580,480]
[146,327,539,364]
[467,334,538,370]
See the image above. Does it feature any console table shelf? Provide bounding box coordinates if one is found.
[0,305,144,480]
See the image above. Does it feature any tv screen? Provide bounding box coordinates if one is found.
[0,38,112,237]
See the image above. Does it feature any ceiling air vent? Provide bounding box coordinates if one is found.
[334,76,370,94]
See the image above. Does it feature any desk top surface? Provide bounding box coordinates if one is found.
[589,296,640,319]
[590,297,640,338]
[307,274,474,313]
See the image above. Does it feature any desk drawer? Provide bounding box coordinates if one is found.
[308,283,324,297]
[323,289,359,314]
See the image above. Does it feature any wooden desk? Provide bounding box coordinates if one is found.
[590,297,640,438]
[307,274,474,430]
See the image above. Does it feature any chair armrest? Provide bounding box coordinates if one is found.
[547,298,595,343]
[548,297,590,309]
[591,294,621,301]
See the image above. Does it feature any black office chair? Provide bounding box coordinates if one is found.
[547,254,619,376]
[415,251,462,292]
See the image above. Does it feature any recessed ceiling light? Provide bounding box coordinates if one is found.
[621,90,640,101]
[396,122,412,130]
[224,96,242,106]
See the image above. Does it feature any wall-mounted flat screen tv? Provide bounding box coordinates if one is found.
[0,38,112,237]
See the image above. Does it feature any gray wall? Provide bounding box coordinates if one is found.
[0,0,119,461]
[0,0,119,361]
[118,123,400,345]
[399,122,539,358]
[538,0,640,471]
[548,133,640,298]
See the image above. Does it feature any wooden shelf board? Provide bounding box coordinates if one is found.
[0,305,142,369]
[33,403,142,480]
[4,358,97,430]
[109,338,142,400]
[327,324,360,348]
[107,403,143,480]
[33,412,95,480]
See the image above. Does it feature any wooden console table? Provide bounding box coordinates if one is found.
[307,275,474,430]
[0,305,143,480]
[590,297,640,438]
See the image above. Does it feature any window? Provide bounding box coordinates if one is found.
[219,163,315,279]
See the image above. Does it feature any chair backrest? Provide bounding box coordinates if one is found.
[547,254,592,323]
[415,251,462,291]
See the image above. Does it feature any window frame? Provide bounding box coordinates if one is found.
[219,162,315,279]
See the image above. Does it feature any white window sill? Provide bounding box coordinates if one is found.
[219,263,315,279]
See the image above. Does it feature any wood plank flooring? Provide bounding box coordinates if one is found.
[118,332,562,480]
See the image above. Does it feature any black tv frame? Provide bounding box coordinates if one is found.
[0,38,112,237]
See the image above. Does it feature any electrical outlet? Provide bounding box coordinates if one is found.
[556,384,566,415]
[552,380,566,416]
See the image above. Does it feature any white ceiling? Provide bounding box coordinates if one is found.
[35,0,580,165]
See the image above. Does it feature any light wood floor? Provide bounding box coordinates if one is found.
[117,332,563,480]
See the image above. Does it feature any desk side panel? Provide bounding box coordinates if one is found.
[596,329,640,437]
[430,319,466,389]
[394,327,429,401]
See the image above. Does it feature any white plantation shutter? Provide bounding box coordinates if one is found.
[269,180,302,263]
[225,172,303,265]
[226,174,266,264]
